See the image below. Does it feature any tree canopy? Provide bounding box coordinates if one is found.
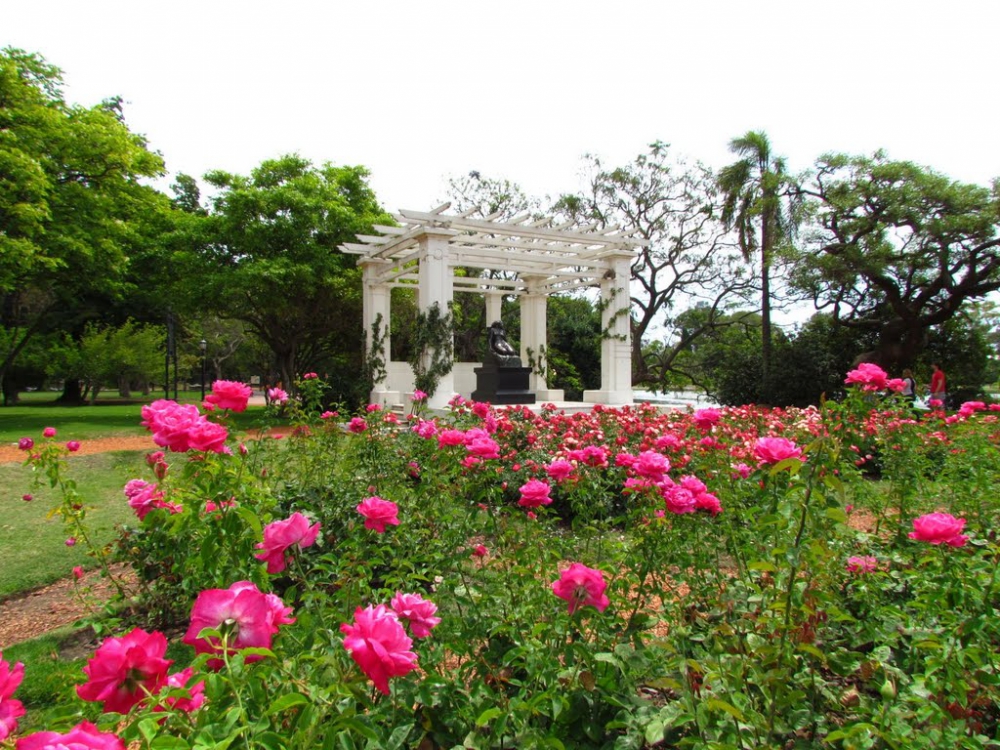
[797,152,1000,369]
[171,155,393,400]
[0,48,167,399]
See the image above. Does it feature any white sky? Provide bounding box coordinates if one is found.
[5,0,999,214]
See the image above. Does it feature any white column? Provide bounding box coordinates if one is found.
[417,230,457,410]
[360,260,398,406]
[520,277,563,401]
[484,290,504,327]
[584,252,634,405]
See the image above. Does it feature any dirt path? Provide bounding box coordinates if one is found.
[0,434,155,464]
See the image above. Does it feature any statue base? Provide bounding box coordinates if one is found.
[471,364,536,405]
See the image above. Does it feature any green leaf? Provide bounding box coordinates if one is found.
[476,707,503,727]
[266,692,310,715]
[706,697,745,721]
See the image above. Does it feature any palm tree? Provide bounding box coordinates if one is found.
[717,131,795,403]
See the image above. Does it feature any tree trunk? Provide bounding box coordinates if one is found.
[56,378,86,405]
[759,209,774,405]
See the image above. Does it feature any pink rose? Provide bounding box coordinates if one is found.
[693,408,721,431]
[357,496,400,533]
[908,512,968,547]
[73,566,85,580]
[267,387,289,405]
[348,417,368,434]
[66,440,81,452]
[390,592,441,638]
[42,427,56,438]
[844,362,890,391]
[633,450,670,481]
[552,563,610,614]
[0,652,25,741]
[155,668,205,714]
[204,380,252,412]
[183,581,292,669]
[17,437,33,451]
[255,512,321,574]
[15,721,124,750]
[517,478,552,508]
[846,556,878,574]
[754,437,804,465]
[544,459,575,481]
[76,628,172,713]
[340,604,418,694]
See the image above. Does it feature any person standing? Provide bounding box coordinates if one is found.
[901,368,917,404]
[930,363,947,404]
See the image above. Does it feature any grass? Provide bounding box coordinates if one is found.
[1,391,270,445]
[0,451,147,599]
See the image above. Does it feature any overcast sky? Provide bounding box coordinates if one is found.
[6,0,999,213]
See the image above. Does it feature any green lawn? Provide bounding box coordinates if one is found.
[1,391,268,445]
[0,450,147,599]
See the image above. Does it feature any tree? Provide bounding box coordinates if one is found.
[554,142,752,391]
[173,156,392,402]
[796,152,1000,370]
[0,48,167,402]
[717,131,799,402]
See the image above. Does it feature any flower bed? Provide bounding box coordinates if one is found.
[3,369,1000,749]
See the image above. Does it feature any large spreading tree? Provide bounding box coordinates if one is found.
[172,155,392,399]
[796,152,1000,370]
[0,48,167,401]
[554,142,751,391]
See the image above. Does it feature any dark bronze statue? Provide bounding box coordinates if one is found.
[486,321,521,367]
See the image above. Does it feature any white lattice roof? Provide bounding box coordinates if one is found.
[340,203,644,294]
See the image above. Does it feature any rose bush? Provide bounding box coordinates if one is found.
[11,376,1000,748]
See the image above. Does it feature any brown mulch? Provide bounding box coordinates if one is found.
[0,565,137,651]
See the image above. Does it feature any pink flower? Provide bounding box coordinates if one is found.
[15,721,125,750]
[267,387,289,405]
[437,429,466,447]
[357,496,400,533]
[473,544,488,558]
[754,437,804,465]
[21,494,31,502]
[76,628,172,713]
[320,410,337,419]
[0,651,25,741]
[844,362,890,391]
[390,592,441,638]
[17,437,33,451]
[366,403,383,413]
[517,478,552,508]
[302,372,319,379]
[732,462,752,479]
[255,512,321,574]
[205,380,252,412]
[846,556,878,574]
[633,450,670,481]
[183,581,291,669]
[43,427,56,438]
[661,483,697,515]
[348,417,368,433]
[123,479,169,521]
[73,566,85,580]
[466,435,501,460]
[141,400,228,453]
[340,604,418,694]
[928,398,943,408]
[65,537,76,547]
[908,512,968,547]
[552,563,610,615]
[155,668,205,714]
[66,440,81,452]
[184,419,229,453]
[411,389,428,402]
[693,408,721,431]
[544,459,575,481]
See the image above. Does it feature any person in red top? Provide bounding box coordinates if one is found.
[930,363,946,404]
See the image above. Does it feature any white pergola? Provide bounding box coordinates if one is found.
[340,204,644,410]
